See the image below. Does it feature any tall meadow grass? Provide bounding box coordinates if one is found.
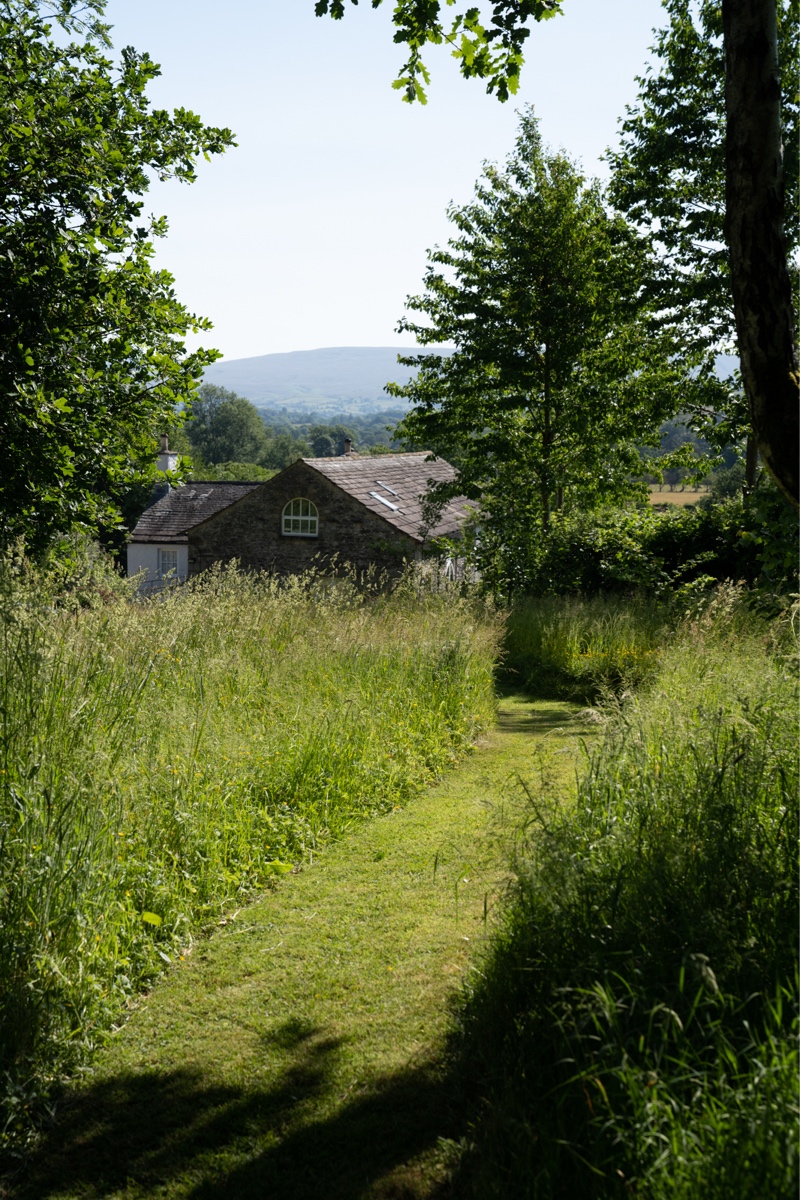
[504,593,669,699]
[0,560,500,1155]
[452,586,799,1197]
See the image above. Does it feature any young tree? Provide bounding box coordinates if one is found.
[0,1,234,552]
[391,109,688,572]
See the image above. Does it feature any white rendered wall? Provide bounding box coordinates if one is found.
[127,543,188,591]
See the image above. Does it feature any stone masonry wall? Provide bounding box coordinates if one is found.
[187,460,419,578]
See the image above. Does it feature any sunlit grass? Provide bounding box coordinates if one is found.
[450,588,799,1197]
[0,560,501,1155]
[504,593,669,699]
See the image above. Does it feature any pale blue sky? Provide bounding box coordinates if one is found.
[102,0,668,361]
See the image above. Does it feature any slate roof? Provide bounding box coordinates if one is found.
[129,454,470,547]
[302,452,470,541]
[129,482,263,544]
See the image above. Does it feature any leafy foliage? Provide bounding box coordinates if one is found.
[737,481,800,599]
[198,461,276,482]
[315,0,565,103]
[393,110,696,558]
[0,0,234,553]
[183,386,335,471]
[184,384,271,465]
[606,0,799,451]
[307,422,357,457]
[316,0,798,504]
[475,492,797,603]
[260,431,313,469]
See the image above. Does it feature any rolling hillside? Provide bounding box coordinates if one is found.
[202,346,738,419]
[203,346,431,415]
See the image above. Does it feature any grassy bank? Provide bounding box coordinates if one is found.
[0,562,500,1158]
[451,587,799,1197]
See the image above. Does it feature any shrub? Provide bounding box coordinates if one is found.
[480,490,797,602]
[529,503,760,595]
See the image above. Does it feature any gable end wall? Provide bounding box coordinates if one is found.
[187,461,419,578]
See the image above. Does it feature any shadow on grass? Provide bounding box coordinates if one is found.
[496,667,597,709]
[13,1018,461,1200]
[494,697,581,738]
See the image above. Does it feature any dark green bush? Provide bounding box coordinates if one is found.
[481,487,796,601]
[528,502,760,594]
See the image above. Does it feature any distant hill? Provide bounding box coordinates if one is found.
[203,346,436,416]
[203,346,739,418]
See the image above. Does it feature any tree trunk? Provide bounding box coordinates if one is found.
[744,434,758,493]
[542,347,552,528]
[723,0,799,508]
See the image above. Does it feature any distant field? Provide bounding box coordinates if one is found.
[648,486,709,506]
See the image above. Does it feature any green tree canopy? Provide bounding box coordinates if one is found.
[318,0,799,507]
[0,0,234,552]
[307,423,357,456]
[262,433,313,470]
[199,461,275,482]
[184,385,270,465]
[392,110,690,577]
[607,0,798,463]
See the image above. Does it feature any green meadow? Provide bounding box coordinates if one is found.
[0,561,499,1157]
[1,565,797,1200]
[450,587,798,1198]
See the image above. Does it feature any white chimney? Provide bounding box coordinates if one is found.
[156,433,180,474]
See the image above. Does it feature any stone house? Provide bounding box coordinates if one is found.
[126,480,262,588]
[127,450,469,588]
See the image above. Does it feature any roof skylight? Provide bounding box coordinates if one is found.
[369,491,399,511]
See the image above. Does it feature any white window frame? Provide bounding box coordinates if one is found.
[158,547,179,577]
[282,497,319,538]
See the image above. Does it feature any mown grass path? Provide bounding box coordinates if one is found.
[19,694,585,1200]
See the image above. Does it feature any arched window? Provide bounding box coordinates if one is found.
[282,497,319,537]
